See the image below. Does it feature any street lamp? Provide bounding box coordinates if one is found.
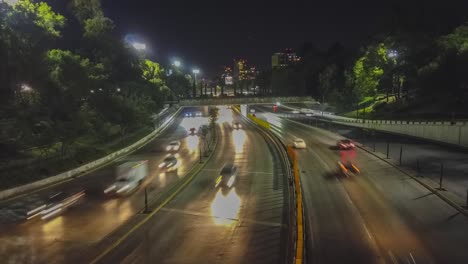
[173,60,181,67]
[387,50,398,59]
[132,42,146,51]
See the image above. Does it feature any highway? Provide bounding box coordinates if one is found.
[0,107,208,263]
[253,104,468,264]
[285,102,468,199]
[86,106,291,264]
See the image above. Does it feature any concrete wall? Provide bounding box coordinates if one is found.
[331,118,468,147]
[0,108,182,200]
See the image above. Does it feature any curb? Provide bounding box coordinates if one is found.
[358,144,468,217]
[0,107,182,202]
[90,124,220,264]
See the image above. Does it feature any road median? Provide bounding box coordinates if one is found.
[234,105,304,264]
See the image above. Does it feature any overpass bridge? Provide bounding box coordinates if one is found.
[172,96,315,106]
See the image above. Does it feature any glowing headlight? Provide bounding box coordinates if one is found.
[227,176,235,188]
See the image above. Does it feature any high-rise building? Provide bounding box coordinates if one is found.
[234,59,258,81]
[234,59,248,81]
[272,49,301,69]
[221,66,233,85]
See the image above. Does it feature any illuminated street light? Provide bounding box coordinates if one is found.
[192,69,200,74]
[20,83,32,92]
[173,60,181,67]
[132,42,146,51]
[388,50,398,58]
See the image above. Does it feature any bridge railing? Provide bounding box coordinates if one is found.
[179,96,315,106]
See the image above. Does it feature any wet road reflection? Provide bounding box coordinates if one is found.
[210,188,241,226]
[232,129,247,154]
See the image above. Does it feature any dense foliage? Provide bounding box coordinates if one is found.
[0,0,188,160]
[268,9,468,117]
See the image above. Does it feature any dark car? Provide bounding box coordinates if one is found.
[215,164,238,188]
[26,189,85,221]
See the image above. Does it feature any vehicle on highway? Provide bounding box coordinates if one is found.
[293,138,307,149]
[166,140,181,151]
[250,109,256,113]
[337,139,355,150]
[185,112,193,117]
[337,161,360,177]
[189,127,197,135]
[158,155,178,171]
[26,189,86,220]
[215,164,238,189]
[195,111,202,117]
[104,160,149,195]
[232,121,242,129]
[292,110,300,114]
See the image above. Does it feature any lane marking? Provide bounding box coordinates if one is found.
[160,207,285,227]
[89,127,219,264]
[388,250,398,264]
[409,252,417,264]
[202,168,275,175]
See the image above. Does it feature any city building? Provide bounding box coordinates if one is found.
[221,66,233,85]
[271,48,301,69]
[234,59,258,81]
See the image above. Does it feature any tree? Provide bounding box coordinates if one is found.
[353,43,387,98]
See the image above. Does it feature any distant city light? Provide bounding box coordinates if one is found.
[132,42,146,50]
[192,69,200,74]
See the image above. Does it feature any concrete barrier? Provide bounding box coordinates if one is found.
[284,103,468,148]
[330,119,468,147]
[0,107,182,201]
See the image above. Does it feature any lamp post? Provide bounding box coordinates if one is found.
[387,49,399,102]
[192,69,200,97]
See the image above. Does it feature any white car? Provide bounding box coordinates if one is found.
[158,155,178,171]
[292,110,300,114]
[166,140,181,151]
[293,138,306,149]
[104,160,149,196]
[195,111,202,117]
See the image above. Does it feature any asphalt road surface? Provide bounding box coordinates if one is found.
[253,104,468,264]
[89,106,291,264]
[0,107,208,263]
[285,102,468,200]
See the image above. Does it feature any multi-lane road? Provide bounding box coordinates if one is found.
[90,106,291,264]
[1,104,468,264]
[253,104,468,264]
[0,107,207,263]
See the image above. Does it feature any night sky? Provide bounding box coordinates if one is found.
[102,0,468,77]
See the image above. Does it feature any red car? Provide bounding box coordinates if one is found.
[337,139,355,150]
